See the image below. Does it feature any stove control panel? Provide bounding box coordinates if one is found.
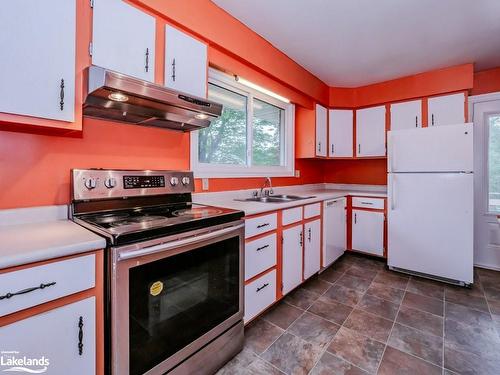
[72,169,194,201]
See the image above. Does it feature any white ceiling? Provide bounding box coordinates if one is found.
[212,0,500,87]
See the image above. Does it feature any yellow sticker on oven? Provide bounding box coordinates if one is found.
[150,281,163,296]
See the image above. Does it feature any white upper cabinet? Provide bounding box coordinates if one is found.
[390,100,422,131]
[356,105,386,157]
[0,0,76,122]
[92,0,155,82]
[329,109,353,157]
[428,92,465,126]
[315,104,328,157]
[165,26,207,98]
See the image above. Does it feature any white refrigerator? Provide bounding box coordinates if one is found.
[387,123,474,285]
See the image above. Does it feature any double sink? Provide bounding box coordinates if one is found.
[236,194,316,203]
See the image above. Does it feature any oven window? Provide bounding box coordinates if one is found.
[128,236,240,375]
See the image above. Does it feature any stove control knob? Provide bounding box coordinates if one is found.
[170,177,179,186]
[104,178,116,189]
[181,176,190,186]
[84,178,97,190]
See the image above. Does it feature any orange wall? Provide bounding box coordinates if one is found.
[322,159,388,185]
[471,67,500,96]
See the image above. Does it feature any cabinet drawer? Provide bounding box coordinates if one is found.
[245,213,277,238]
[0,254,95,317]
[244,270,276,323]
[352,197,385,210]
[304,203,321,219]
[282,207,303,226]
[245,234,277,280]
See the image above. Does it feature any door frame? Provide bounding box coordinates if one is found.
[468,92,500,270]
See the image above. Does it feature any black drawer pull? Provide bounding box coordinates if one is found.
[0,282,56,300]
[78,316,84,355]
[256,244,269,252]
[360,201,373,205]
[256,283,269,292]
[257,223,270,229]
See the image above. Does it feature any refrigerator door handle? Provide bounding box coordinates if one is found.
[390,175,396,210]
[388,137,394,173]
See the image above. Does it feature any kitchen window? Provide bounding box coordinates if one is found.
[191,69,295,177]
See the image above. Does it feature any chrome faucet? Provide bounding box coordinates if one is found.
[259,177,274,197]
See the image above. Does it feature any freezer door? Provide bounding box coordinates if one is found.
[388,173,473,284]
[388,123,473,173]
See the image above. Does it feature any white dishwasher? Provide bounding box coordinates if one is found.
[323,198,347,267]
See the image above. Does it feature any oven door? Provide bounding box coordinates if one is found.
[111,221,244,375]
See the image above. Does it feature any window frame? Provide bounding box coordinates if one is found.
[191,68,295,178]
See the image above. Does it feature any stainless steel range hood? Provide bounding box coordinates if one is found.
[83,66,222,132]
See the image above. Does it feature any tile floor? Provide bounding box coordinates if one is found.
[217,253,500,375]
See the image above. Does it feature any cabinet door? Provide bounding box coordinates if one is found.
[0,0,75,122]
[282,225,303,294]
[92,0,155,82]
[0,297,96,375]
[323,199,346,267]
[304,219,321,279]
[356,106,386,157]
[315,104,328,157]
[165,26,207,98]
[390,100,422,131]
[428,93,465,126]
[351,210,384,256]
[329,109,353,157]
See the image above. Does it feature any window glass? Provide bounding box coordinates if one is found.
[252,99,283,166]
[488,115,500,213]
[198,84,247,165]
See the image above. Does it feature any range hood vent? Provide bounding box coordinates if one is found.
[83,66,222,132]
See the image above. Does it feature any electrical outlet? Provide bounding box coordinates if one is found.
[202,178,209,190]
[295,170,301,178]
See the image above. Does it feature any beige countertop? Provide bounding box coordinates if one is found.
[0,205,106,269]
[194,183,387,216]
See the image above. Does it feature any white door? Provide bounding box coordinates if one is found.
[0,0,75,122]
[356,106,386,157]
[329,109,353,157]
[0,297,96,374]
[470,95,500,269]
[323,199,346,267]
[304,219,321,279]
[388,173,473,283]
[316,104,328,157]
[92,0,155,82]
[390,100,422,131]
[428,92,466,126]
[282,224,303,294]
[388,123,473,173]
[165,26,207,98]
[351,210,384,256]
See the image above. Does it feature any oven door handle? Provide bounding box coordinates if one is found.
[117,224,245,261]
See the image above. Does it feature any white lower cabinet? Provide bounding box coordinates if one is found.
[0,297,96,375]
[282,224,303,294]
[244,270,276,323]
[352,210,385,256]
[304,219,321,279]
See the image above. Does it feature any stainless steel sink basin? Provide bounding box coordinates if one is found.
[236,195,316,203]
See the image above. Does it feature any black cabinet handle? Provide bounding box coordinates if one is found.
[299,231,303,246]
[59,79,65,111]
[172,58,176,82]
[256,283,269,292]
[257,223,270,229]
[145,48,149,73]
[415,115,418,127]
[318,142,321,153]
[354,213,357,224]
[431,114,435,126]
[331,144,334,154]
[358,144,361,154]
[256,244,269,252]
[78,316,84,356]
[0,282,56,300]
[308,227,312,242]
